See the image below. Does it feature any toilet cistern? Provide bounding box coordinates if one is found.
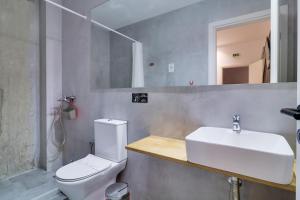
[232,114,241,133]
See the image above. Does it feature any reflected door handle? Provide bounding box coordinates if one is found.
[280,105,300,120]
[297,130,300,144]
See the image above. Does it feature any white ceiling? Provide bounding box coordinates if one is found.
[217,20,271,47]
[91,0,205,29]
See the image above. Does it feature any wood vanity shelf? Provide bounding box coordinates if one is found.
[126,135,296,192]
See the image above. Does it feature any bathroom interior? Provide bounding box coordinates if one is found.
[0,0,299,199]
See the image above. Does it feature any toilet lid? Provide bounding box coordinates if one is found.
[56,154,112,181]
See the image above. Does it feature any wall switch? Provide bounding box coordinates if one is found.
[168,63,175,73]
[132,93,148,103]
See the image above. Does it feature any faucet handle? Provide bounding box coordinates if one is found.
[233,114,240,122]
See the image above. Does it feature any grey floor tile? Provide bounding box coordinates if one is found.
[0,169,66,200]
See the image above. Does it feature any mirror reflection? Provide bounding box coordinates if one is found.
[90,0,297,89]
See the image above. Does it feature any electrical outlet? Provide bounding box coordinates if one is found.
[233,53,240,57]
[168,63,175,73]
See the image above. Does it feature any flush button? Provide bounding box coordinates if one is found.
[132,93,148,103]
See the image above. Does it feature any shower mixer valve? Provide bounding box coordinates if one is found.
[58,96,76,103]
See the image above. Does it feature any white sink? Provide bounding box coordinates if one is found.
[185,127,294,184]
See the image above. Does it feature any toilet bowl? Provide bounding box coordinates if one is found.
[55,119,128,200]
[56,154,126,200]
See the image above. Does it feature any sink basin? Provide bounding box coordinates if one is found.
[185,127,294,184]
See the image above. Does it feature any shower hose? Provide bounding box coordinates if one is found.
[48,103,66,162]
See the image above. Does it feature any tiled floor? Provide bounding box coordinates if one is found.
[0,169,67,200]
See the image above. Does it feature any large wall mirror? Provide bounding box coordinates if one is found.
[90,0,297,89]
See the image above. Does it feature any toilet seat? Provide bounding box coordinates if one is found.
[56,154,112,182]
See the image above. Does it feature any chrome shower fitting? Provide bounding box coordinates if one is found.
[58,96,76,104]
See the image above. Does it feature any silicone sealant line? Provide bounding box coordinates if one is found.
[44,0,138,43]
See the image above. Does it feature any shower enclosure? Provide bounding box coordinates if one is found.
[0,0,39,179]
[0,0,65,199]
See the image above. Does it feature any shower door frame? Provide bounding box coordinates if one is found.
[296,0,299,199]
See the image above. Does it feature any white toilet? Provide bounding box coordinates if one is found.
[55,119,128,200]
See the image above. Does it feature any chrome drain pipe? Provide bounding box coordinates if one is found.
[228,177,242,200]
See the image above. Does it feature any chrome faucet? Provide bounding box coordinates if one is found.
[232,114,241,133]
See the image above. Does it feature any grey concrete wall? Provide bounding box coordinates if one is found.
[0,89,3,136]
[45,0,63,172]
[108,0,271,88]
[40,0,64,172]
[0,0,40,178]
[109,33,132,88]
[91,24,111,89]
[62,0,296,199]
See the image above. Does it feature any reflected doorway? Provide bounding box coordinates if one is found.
[217,19,271,85]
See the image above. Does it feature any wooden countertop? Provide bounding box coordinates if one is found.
[126,135,296,192]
